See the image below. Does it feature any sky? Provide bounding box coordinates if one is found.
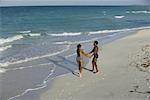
[0,0,150,6]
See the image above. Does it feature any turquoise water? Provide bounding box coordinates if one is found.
[1,6,150,64]
[0,6,150,100]
[1,6,150,37]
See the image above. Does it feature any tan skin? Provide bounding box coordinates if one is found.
[76,45,90,77]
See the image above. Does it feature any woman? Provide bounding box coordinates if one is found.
[76,44,90,78]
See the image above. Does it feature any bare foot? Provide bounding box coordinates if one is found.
[79,73,82,78]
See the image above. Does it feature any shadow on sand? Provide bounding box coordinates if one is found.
[46,56,80,77]
[83,67,92,72]
[129,85,150,95]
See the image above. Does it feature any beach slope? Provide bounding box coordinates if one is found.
[40,29,150,100]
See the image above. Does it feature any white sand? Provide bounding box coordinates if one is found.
[40,29,150,100]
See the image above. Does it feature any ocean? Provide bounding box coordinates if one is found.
[0,6,150,100]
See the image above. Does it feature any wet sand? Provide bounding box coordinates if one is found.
[39,29,150,100]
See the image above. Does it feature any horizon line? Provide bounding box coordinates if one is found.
[0,4,149,7]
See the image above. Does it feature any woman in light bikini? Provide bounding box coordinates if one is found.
[76,44,90,78]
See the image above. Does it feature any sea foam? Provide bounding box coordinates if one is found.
[0,45,70,67]
[126,10,150,14]
[0,35,24,45]
[0,68,7,73]
[114,15,125,19]
[49,26,150,37]
[89,26,150,35]
[19,30,31,34]
[0,31,43,45]
[0,45,12,52]
[27,33,41,37]
[50,32,82,37]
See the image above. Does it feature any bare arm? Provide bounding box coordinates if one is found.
[89,47,94,54]
[81,49,90,58]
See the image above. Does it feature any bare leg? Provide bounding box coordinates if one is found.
[95,62,99,73]
[90,57,95,72]
[79,61,83,78]
[90,61,95,72]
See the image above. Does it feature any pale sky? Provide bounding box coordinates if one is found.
[0,0,150,6]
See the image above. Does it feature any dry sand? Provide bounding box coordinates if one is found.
[40,29,150,100]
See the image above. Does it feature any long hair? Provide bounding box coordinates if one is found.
[77,44,81,56]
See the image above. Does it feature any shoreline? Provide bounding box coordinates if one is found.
[1,5,150,100]
[8,28,150,100]
[40,29,150,100]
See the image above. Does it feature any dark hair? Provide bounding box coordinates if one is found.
[77,44,81,49]
[77,44,81,56]
[94,41,98,45]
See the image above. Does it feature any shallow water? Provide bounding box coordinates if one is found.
[0,6,150,100]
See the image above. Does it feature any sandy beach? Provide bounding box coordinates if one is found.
[1,6,150,100]
[39,29,150,100]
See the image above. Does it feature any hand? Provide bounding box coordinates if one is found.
[88,54,93,58]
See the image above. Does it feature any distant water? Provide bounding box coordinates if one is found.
[0,6,150,65]
[0,6,150,100]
